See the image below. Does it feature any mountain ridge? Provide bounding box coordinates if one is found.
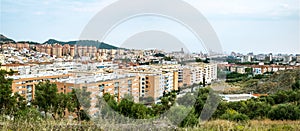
[0,34,119,49]
[43,39,118,49]
[0,34,15,43]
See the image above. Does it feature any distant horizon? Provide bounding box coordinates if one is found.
[1,0,299,54]
[1,33,299,55]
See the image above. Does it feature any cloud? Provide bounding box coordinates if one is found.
[185,0,300,20]
[2,0,298,19]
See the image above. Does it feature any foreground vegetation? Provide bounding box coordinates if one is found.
[1,119,300,131]
[1,66,300,130]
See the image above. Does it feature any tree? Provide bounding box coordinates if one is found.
[245,68,252,74]
[194,88,210,116]
[130,103,148,119]
[123,94,134,101]
[14,106,42,121]
[292,80,300,90]
[195,58,203,62]
[203,58,210,63]
[268,104,300,120]
[166,105,192,126]
[243,100,271,119]
[161,97,171,109]
[72,88,91,121]
[53,93,75,119]
[33,80,58,119]
[97,93,118,119]
[102,93,118,110]
[212,101,228,118]
[272,90,289,104]
[152,104,165,116]
[177,93,196,107]
[0,69,24,116]
[163,56,172,61]
[118,98,134,117]
[220,109,249,122]
[153,53,165,57]
[180,108,199,127]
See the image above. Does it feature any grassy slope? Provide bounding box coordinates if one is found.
[1,119,300,131]
[224,68,300,94]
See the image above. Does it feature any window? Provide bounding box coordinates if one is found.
[114,82,119,95]
[114,82,119,87]
[99,84,104,89]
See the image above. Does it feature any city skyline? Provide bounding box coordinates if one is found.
[1,0,300,54]
[1,0,300,129]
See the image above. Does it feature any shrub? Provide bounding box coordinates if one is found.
[268,104,300,120]
[220,109,249,122]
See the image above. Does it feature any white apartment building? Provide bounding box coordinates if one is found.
[184,62,218,86]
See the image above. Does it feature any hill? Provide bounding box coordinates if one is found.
[228,68,300,94]
[0,34,15,43]
[44,39,118,49]
[0,34,119,49]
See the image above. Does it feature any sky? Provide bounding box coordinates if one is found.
[1,0,299,54]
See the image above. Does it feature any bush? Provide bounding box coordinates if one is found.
[268,104,300,120]
[220,109,249,122]
[180,109,199,127]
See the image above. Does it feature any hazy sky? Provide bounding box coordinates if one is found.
[1,0,299,54]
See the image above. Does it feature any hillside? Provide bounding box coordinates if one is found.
[0,34,15,43]
[228,68,300,94]
[0,34,119,49]
[44,39,118,49]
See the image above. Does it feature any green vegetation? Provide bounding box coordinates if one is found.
[220,109,249,122]
[0,34,15,43]
[1,68,300,130]
[163,56,173,61]
[195,58,210,63]
[1,119,300,130]
[0,69,27,118]
[98,91,177,120]
[226,69,300,94]
[226,72,250,83]
[153,53,165,57]
[0,67,90,122]
[268,104,300,120]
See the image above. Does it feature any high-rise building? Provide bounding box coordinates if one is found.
[52,44,62,57]
[70,45,75,57]
[62,44,70,56]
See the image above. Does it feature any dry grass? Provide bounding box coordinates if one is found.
[181,119,300,131]
[1,119,300,131]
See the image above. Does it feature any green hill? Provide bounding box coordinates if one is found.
[0,34,15,43]
[0,34,119,49]
[236,69,300,94]
[44,39,118,49]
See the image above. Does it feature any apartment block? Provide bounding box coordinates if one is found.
[55,73,140,116]
[8,73,72,102]
[183,62,218,86]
